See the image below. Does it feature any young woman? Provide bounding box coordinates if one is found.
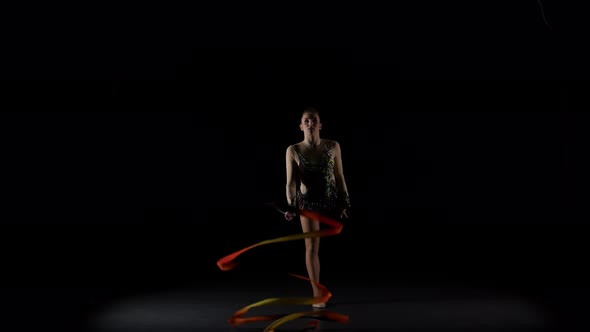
[284,107,351,308]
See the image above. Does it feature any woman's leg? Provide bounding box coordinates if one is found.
[300,214,321,298]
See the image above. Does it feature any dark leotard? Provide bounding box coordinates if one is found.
[291,141,342,216]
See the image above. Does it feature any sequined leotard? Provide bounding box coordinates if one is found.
[291,140,346,216]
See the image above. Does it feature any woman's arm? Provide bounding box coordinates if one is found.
[333,141,351,209]
[285,146,298,207]
[284,146,299,220]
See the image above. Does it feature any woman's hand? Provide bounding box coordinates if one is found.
[340,209,349,219]
[284,211,297,221]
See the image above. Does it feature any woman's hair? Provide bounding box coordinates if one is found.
[302,106,322,122]
[302,106,320,115]
[297,105,324,124]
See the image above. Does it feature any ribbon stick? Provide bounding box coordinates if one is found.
[216,206,350,332]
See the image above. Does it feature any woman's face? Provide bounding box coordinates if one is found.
[300,112,321,135]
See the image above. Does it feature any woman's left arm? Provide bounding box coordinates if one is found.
[333,141,351,212]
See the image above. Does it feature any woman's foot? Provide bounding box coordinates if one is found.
[312,302,326,309]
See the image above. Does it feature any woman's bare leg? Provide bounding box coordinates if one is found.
[300,214,321,298]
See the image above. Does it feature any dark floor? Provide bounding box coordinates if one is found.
[79,280,579,332]
[4,272,584,332]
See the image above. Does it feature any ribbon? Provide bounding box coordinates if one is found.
[216,205,350,332]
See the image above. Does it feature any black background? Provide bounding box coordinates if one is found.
[2,1,589,331]
[2,1,589,80]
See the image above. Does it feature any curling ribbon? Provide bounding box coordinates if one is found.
[216,206,350,332]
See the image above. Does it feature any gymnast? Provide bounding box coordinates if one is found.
[284,106,351,309]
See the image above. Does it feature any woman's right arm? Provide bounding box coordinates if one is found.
[285,146,298,220]
[285,146,297,207]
